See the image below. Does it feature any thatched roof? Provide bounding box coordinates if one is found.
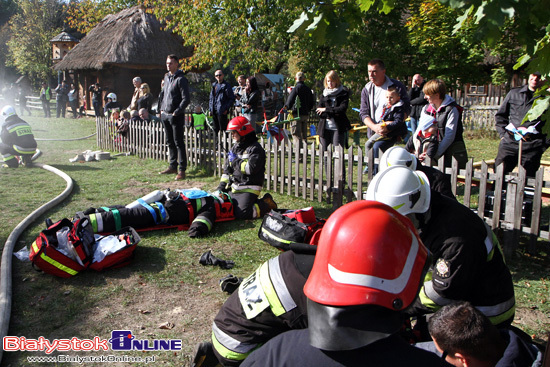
[54,5,192,71]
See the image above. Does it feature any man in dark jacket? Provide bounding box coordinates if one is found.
[285,71,314,152]
[1,105,38,168]
[495,72,548,177]
[209,70,235,133]
[408,73,427,139]
[426,301,542,367]
[158,54,191,181]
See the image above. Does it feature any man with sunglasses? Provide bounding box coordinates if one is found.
[209,70,236,133]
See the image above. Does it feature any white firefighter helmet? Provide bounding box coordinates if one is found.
[1,105,17,122]
[106,92,117,102]
[379,146,417,171]
[366,165,431,216]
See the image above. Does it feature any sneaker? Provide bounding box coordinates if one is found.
[262,193,278,210]
[175,171,185,180]
[159,167,177,175]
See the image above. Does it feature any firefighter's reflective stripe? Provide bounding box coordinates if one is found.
[13,144,36,154]
[194,216,212,231]
[8,123,32,135]
[211,323,258,361]
[221,174,230,184]
[423,279,515,324]
[231,184,261,196]
[31,241,79,276]
[252,203,260,219]
[418,272,439,312]
[238,256,296,319]
[477,297,516,325]
[89,213,102,233]
[3,154,15,161]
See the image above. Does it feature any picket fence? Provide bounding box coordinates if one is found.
[96,115,549,255]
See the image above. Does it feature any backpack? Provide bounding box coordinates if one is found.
[29,218,95,278]
[258,208,326,251]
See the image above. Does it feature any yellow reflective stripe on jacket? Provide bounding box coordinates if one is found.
[89,213,99,232]
[32,241,79,276]
[238,256,295,319]
[258,260,286,316]
[418,272,440,312]
[211,324,259,361]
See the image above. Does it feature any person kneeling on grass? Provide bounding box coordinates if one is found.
[216,116,277,219]
[1,105,39,168]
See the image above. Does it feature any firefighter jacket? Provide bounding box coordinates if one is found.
[1,115,37,154]
[241,330,448,367]
[212,250,313,366]
[220,133,266,196]
[408,192,516,326]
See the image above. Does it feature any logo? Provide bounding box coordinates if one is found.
[3,331,182,354]
[108,331,182,351]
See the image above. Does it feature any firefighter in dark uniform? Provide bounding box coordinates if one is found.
[193,248,314,366]
[217,116,276,219]
[367,166,516,326]
[1,105,38,168]
[240,201,448,367]
[495,72,548,177]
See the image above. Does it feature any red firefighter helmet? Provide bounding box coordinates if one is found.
[227,116,255,136]
[304,200,429,311]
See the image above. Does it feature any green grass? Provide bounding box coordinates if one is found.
[0,113,548,366]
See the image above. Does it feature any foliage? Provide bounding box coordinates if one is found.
[64,0,140,34]
[405,0,489,89]
[5,0,64,84]
[437,0,550,134]
[149,0,304,75]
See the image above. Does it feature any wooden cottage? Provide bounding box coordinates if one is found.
[54,5,193,111]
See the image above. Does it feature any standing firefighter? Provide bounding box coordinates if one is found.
[1,105,38,168]
[216,116,276,220]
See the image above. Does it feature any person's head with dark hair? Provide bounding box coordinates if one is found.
[245,76,258,94]
[166,55,179,74]
[368,59,386,86]
[429,301,506,367]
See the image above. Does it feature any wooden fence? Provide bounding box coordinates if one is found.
[96,114,549,254]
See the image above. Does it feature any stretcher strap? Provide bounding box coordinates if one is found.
[137,199,158,223]
[101,207,122,231]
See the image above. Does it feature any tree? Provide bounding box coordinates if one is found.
[149,0,304,76]
[65,0,141,34]
[6,0,65,85]
[405,0,489,89]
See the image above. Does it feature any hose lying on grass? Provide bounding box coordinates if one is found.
[0,163,73,363]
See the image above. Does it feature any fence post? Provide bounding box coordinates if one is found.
[529,167,544,253]
[477,161,489,220]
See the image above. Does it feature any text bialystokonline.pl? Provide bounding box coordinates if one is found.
[26,355,156,364]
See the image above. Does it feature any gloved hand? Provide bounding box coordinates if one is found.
[217,182,228,193]
[227,151,237,163]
